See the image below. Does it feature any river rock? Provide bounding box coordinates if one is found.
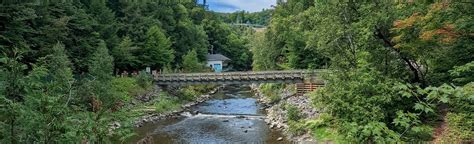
[270,124,275,129]
[222,119,229,122]
[243,130,248,133]
[235,115,246,119]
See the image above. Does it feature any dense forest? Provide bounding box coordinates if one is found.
[251,0,473,143]
[0,0,253,143]
[216,9,273,25]
[1,0,473,143]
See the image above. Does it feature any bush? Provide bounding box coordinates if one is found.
[440,83,474,143]
[154,92,181,113]
[259,84,283,103]
[286,104,303,121]
[111,77,144,100]
[311,69,402,142]
[305,114,344,142]
[181,87,198,101]
[179,85,215,101]
[440,113,474,143]
[288,120,306,136]
[135,71,153,89]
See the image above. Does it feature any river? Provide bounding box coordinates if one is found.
[130,85,289,143]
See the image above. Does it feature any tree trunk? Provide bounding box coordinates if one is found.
[374,28,423,84]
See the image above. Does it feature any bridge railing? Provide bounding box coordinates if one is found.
[154,69,326,81]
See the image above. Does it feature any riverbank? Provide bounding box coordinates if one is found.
[251,84,319,143]
[133,85,223,127]
[131,85,291,143]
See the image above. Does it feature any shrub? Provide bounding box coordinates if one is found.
[111,77,143,100]
[179,85,215,101]
[154,92,181,113]
[288,120,306,136]
[135,71,153,89]
[440,83,474,143]
[259,84,283,103]
[440,113,474,143]
[286,104,303,121]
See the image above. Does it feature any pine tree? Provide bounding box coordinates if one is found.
[112,36,137,72]
[143,25,175,70]
[19,42,76,143]
[73,40,132,143]
[89,40,114,82]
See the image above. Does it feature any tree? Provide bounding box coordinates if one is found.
[88,40,114,82]
[181,49,202,72]
[19,43,75,143]
[173,20,209,64]
[73,40,132,143]
[86,0,120,50]
[112,36,137,72]
[142,25,174,70]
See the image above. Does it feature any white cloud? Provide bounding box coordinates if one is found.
[207,0,276,13]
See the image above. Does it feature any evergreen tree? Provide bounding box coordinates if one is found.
[73,40,132,143]
[142,25,174,70]
[86,0,120,50]
[19,43,75,143]
[89,40,114,82]
[112,36,137,72]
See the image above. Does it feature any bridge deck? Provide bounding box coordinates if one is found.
[154,70,326,85]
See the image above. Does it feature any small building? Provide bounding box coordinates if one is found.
[206,54,231,72]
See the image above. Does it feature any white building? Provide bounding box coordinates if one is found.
[206,54,230,72]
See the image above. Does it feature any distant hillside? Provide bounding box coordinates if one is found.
[214,9,273,26]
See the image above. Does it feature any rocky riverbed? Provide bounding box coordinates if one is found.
[130,85,290,143]
[133,85,223,128]
[251,84,320,143]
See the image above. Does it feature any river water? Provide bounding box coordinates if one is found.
[131,85,289,143]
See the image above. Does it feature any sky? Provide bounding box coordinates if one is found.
[199,0,277,13]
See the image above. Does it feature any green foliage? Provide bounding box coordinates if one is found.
[259,84,282,103]
[217,9,273,25]
[450,61,474,85]
[89,40,114,82]
[182,49,203,73]
[250,32,279,71]
[112,36,138,71]
[203,18,253,70]
[256,1,474,143]
[440,112,474,143]
[181,87,198,101]
[135,71,153,89]
[312,69,402,142]
[154,92,181,113]
[287,120,306,136]
[438,83,474,142]
[112,77,140,100]
[286,104,303,122]
[0,1,253,143]
[143,25,174,69]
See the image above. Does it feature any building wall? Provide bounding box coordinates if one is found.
[206,60,222,68]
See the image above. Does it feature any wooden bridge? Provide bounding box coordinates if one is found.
[154,70,327,95]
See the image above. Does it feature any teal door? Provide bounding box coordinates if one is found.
[213,63,222,72]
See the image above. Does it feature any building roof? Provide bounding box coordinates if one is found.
[206,54,231,61]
